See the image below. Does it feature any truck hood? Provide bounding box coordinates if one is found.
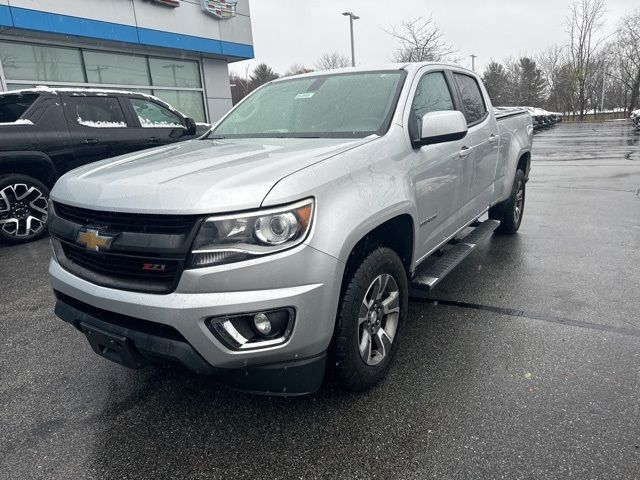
[51,137,375,214]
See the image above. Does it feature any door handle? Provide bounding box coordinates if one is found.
[488,134,498,144]
[459,146,473,158]
[146,137,160,143]
[81,139,99,145]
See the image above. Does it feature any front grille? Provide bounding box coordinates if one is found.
[58,240,183,294]
[51,202,203,294]
[54,202,199,235]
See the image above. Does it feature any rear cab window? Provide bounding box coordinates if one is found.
[68,96,128,128]
[453,73,488,125]
[129,98,184,128]
[0,93,39,124]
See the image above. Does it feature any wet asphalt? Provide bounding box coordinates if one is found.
[1,121,639,479]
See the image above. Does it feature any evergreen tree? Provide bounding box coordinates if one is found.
[482,62,510,106]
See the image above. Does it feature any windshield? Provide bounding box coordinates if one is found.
[210,71,405,139]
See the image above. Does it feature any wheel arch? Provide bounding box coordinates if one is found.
[0,152,59,188]
[338,211,416,294]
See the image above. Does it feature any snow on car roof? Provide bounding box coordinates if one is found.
[0,86,183,116]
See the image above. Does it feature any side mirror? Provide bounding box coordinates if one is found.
[185,117,197,136]
[418,110,468,146]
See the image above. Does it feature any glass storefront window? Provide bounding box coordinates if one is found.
[153,90,206,122]
[83,51,150,85]
[149,58,201,88]
[0,42,84,83]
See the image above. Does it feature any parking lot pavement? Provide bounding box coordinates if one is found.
[1,121,639,480]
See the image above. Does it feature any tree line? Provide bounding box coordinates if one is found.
[484,2,639,119]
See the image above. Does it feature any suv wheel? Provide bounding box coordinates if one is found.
[334,247,408,391]
[0,175,50,244]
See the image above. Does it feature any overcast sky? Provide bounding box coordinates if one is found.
[231,0,637,76]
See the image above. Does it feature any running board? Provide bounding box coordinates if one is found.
[411,219,500,292]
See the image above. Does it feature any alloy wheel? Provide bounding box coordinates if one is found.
[358,273,400,366]
[0,183,49,238]
[513,180,524,224]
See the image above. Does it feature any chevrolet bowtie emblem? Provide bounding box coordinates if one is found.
[76,228,115,252]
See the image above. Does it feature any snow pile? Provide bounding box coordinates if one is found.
[0,119,34,126]
[77,117,127,128]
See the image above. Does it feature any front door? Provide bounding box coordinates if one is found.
[408,70,468,258]
[123,96,190,150]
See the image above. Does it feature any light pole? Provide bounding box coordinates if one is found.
[342,12,359,67]
[470,54,477,72]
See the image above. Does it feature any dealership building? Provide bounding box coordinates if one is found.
[0,0,254,122]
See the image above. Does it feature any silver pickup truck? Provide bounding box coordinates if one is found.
[49,63,533,395]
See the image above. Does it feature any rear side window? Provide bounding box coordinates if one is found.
[453,73,487,125]
[129,98,184,128]
[70,97,127,128]
[410,72,455,139]
[0,94,39,123]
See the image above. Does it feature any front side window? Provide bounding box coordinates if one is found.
[410,72,455,139]
[70,97,127,128]
[211,71,405,138]
[130,98,184,128]
[453,73,487,125]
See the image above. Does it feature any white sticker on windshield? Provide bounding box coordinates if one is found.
[295,92,315,99]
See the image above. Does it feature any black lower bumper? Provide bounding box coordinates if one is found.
[54,293,327,396]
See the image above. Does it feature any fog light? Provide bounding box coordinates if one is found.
[253,313,272,336]
[206,308,295,351]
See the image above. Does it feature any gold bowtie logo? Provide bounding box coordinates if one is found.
[76,228,114,252]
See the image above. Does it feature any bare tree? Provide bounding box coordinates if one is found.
[284,64,314,77]
[536,44,566,110]
[385,16,456,63]
[314,52,350,71]
[566,0,607,119]
[610,9,640,113]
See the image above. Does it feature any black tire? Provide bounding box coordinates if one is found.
[0,174,50,244]
[334,247,409,392]
[489,169,525,234]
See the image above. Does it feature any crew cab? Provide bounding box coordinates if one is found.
[0,87,208,244]
[49,63,533,395]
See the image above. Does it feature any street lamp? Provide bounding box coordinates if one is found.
[342,12,359,67]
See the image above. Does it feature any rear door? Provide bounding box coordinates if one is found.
[122,96,190,149]
[62,95,140,169]
[451,72,499,216]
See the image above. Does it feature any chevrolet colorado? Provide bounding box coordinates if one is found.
[49,63,533,395]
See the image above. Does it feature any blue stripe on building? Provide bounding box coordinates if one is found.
[0,5,253,60]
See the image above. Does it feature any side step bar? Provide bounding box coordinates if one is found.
[411,219,500,292]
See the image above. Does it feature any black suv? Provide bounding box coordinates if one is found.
[0,88,209,244]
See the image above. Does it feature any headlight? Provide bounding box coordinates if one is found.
[189,198,314,268]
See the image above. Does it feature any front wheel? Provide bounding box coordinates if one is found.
[489,169,525,234]
[334,247,408,392]
[0,174,50,244]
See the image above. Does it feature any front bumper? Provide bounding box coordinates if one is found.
[50,243,344,394]
[54,294,327,395]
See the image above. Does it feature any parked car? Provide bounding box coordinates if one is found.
[49,63,533,395]
[631,109,640,129]
[0,87,210,244]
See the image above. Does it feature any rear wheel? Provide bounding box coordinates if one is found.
[334,247,408,392]
[0,174,50,244]
[489,169,525,234]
